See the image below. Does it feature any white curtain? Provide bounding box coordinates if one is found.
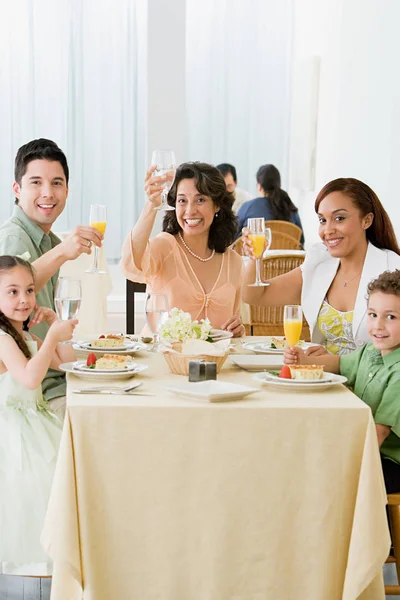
[185,0,293,195]
[0,0,147,261]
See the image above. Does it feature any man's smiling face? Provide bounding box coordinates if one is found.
[12,159,68,233]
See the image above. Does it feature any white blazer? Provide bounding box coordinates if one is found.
[301,242,400,347]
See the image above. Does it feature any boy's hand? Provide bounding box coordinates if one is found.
[305,345,328,357]
[283,346,306,365]
[28,306,58,328]
[48,319,79,343]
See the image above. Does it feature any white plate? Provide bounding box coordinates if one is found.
[253,371,347,391]
[74,341,147,355]
[230,354,283,371]
[242,340,313,355]
[165,380,258,402]
[60,362,148,380]
[76,339,140,351]
[209,329,234,341]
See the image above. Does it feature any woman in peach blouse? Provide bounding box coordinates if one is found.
[120,162,245,336]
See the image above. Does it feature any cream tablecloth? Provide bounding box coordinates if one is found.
[42,339,390,600]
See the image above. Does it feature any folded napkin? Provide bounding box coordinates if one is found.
[180,339,230,356]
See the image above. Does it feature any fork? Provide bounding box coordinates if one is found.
[72,382,143,393]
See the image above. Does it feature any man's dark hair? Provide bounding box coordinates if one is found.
[216,163,237,183]
[14,138,69,187]
[163,162,238,253]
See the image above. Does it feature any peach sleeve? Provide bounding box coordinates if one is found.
[120,232,165,283]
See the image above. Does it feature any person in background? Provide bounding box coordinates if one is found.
[0,138,103,417]
[242,178,400,355]
[121,162,245,337]
[216,163,253,214]
[283,270,400,494]
[236,164,304,244]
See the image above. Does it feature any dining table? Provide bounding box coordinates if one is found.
[42,337,390,600]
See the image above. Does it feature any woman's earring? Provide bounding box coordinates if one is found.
[215,212,219,218]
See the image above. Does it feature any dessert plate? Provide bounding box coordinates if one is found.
[165,380,258,402]
[74,341,147,354]
[253,372,347,391]
[60,362,148,380]
[242,340,313,355]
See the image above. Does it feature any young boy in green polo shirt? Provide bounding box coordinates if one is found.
[284,270,400,493]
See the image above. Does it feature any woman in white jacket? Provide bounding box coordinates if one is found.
[242,178,400,355]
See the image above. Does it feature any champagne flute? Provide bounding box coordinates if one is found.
[86,204,107,274]
[54,278,82,343]
[247,218,271,286]
[284,305,303,347]
[151,150,176,211]
[145,293,169,351]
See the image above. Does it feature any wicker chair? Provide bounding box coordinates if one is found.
[249,254,310,339]
[265,220,303,243]
[269,231,302,251]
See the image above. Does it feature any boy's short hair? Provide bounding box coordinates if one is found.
[14,138,69,185]
[367,270,400,297]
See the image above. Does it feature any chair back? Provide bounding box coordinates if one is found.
[265,220,302,242]
[249,254,310,339]
[126,280,146,334]
[269,231,301,250]
[385,493,400,595]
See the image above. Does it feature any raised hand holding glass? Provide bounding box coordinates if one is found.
[87,204,107,274]
[247,218,271,286]
[151,150,176,211]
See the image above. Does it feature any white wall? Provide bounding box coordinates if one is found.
[289,0,400,246]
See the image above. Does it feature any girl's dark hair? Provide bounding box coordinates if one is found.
[256,164,298,221]
[163,162,238,253]
[0,256,35,359]
[315,178,400,255]
[367,270,400,298]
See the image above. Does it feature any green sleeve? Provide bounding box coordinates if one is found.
[0,232,33,259]
[339,345,367,388]
[374,375,400,437]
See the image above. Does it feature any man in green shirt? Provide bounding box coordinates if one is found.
[283,270,400,493]
[0,138,103,416]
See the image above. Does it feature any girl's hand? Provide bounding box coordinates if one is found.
[144,165,166,208]
[305,345,328,357]
[283,346,306,365]
[221,316,245,338]
[48,319,78,343]
[28,306,58,328]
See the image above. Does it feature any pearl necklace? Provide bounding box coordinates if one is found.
[178,232,215,262]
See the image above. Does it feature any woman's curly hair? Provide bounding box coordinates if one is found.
[162,162,238,253]
[367,270,400,298]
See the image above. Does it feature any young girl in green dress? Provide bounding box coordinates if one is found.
[0,256,77,576]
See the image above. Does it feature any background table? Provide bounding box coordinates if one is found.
[42,339,390,600]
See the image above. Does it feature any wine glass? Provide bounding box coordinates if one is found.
[151,150,176,211]
[247,218,272,286]
[284,305,303,347]
[144,293,169,351]
[54,278,82,343]
[86,204,107,274]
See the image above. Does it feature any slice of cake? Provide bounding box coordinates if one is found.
[91,334,125,348]
[288,365,324,381]
[95,354,132,370]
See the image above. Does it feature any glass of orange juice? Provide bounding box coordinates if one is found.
[247,218,271,287]
[87,204,107,274]
[284,305,303,347]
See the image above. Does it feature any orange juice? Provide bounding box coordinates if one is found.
[284,319,302,346]
[90,221,107,235]
[248,234,265,259]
